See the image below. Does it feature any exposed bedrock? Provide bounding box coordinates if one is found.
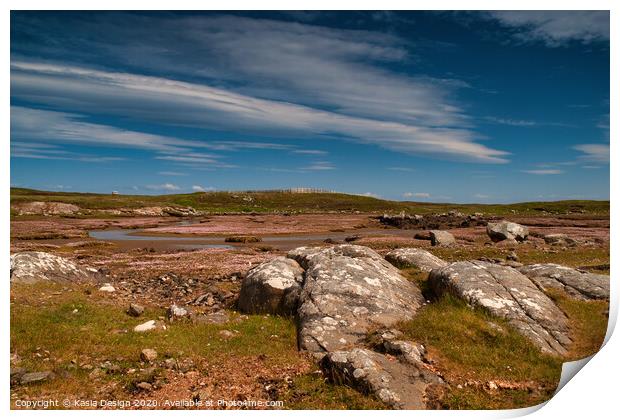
[10,251,102,285]
[295,245,424,356]
[384,248,447,272]
[428,261,571,356]
[518,263,609,301]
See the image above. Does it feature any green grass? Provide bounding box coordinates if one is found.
[10,282,383,409]
[280,374,387,409]
[396,264,609,409]
[548,290,609,360]
[400,295,563,383]
[11,187,610,216]
[398,294,563,409]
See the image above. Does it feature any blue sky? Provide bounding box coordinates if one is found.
[10,11,610,203]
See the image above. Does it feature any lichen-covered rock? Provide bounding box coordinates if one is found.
[429,230,455,246]
[543,234,578,247]
[320,347,441,409]
[238,257,304,314]
[10,252,101,285]
[296,245,424,356]
[385,248,447,271]
[288,244,384,269]
[486,221,529,242]
[429,260,571,356]
[518,263,609,301]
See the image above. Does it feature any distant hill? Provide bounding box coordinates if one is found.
[10,188,610,216]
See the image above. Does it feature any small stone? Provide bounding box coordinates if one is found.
[99,283,115,292]
[195,310,230,325]
[218,330,235,339]
[127,303,145,317]
[136,381,152,391]
[88,368,104,379]
[140,349,158,363]
[20,371,54,385]
[134,320,158,332]
[167,303,191,320]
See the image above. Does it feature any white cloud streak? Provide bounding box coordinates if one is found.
[573,144,609,163]
[11,61,510,163]
[522,169,564,175]
[146,183,180,191]
[489,11,609,46]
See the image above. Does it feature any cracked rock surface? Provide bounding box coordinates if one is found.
[320,347,442,409]
[385,248,447,271]
[10,251,101,284]
[428,260,571,356]
[518,263,609,301]
[296,245,424,356]
[239,245,438,408]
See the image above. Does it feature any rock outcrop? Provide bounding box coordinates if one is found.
[385,248,447,272]
[238,257,304,314]
[486,221,529,243]
[296,245,424,356]
[543,234,578,247]
[518,263,609,301]
[10,252,101,285]
[320,347,441,409]
[430,230,455,246]
[428,261,571,356]
[12,201,80,216]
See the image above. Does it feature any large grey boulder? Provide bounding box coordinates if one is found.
[429,261,571,356]
[518,264,609,301]
[429,230,455,246]
[288,245,383,269]
[10,252,101,285]
[296,245,425,356]
[486,221,529,242]
[385,248,447,272]
[238,257,304,314]
[320,347,441,409]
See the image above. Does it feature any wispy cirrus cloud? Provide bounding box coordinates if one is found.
[11,140,125,163]
[302,161,336,171]
[572,144,609,163]
[291,149,328,155]
[10,61,510,163]
[10,106,235,169]
[488,11,609,46]
[483,116,537,127]
[522,169,564,175]
[158,171,187,176]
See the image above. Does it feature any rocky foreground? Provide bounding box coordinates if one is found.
[10,219,609,410]
[8,212,611,409]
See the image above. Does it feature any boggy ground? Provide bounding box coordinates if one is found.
[10,211,610,409]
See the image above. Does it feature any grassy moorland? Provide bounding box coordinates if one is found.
[398,268,609,409]
[10,188,610,216]
[10,282,383,409]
